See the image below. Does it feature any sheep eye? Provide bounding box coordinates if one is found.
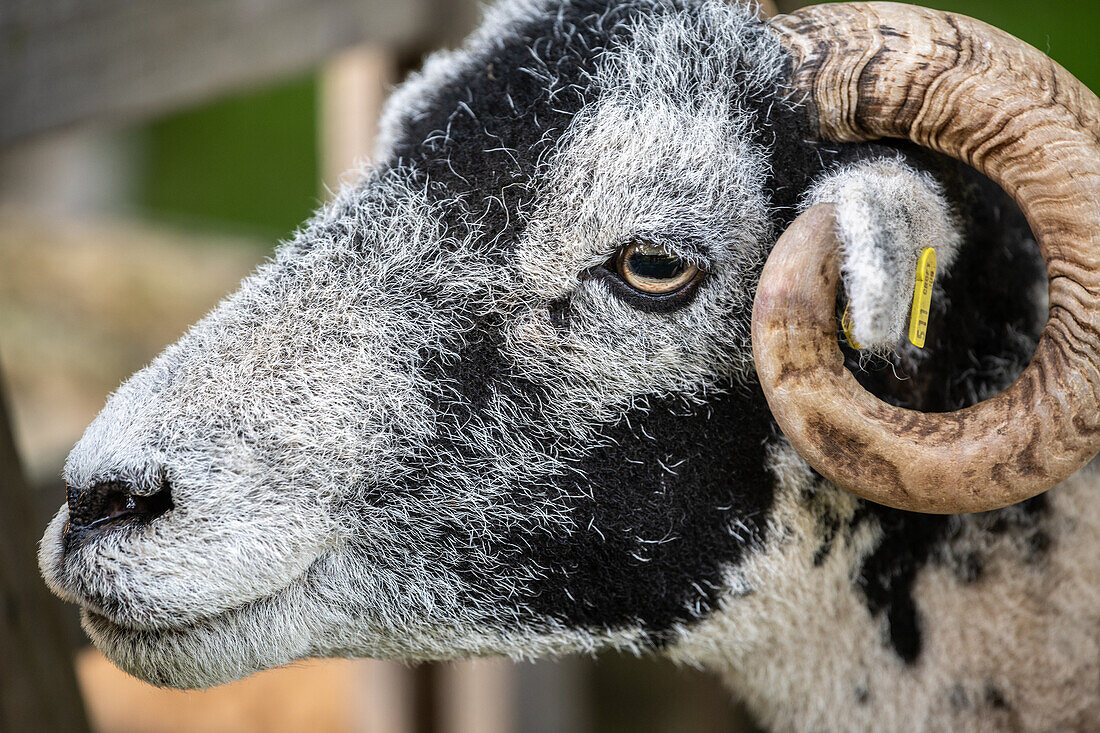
[616,242,700,294]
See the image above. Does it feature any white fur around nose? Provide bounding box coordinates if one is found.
[43,173,459,631]
[803,158,962,351]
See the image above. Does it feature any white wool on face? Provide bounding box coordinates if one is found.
[803,157,963,351]
[43,171,455,630]
[516,0,786,390]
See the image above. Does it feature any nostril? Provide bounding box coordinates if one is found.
[101,485,174,524]
[65,479,174,539]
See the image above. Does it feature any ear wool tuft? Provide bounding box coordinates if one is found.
[802,158,962,351]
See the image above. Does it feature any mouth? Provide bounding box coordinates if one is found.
[79,595,304,688]
[83,605,214,637]
[71,541,326,633]
[75,562,328,689]
[41,495,336,640]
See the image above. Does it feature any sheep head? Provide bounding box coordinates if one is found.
[37,0,1100,691]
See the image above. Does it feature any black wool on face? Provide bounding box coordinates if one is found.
[505,388,776,640]
[385,0,649,253]
[378,0,1055,658]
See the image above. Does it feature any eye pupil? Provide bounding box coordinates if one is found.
[616,242,701,295]
[627,252,685,280]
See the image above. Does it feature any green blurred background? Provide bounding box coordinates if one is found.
[140,75,319,239]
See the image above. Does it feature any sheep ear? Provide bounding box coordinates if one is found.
[802,159,961,351]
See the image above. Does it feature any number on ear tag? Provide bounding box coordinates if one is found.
[908,248,937,348]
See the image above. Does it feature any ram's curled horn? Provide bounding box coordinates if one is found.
[752,2,1100,514]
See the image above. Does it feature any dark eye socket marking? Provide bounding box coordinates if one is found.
[581,240,706,313]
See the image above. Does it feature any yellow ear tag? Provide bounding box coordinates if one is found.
[841,304,863,350]
[908,247,937,348]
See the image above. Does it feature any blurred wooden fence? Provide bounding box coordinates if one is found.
[0,0,481,145]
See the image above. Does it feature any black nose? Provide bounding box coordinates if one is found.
[64,479,174,549]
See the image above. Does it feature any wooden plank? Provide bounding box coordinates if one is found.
[0,0,432,144]
[0,365,91,733]
[79,651,365,733]
[438,659,515,733]
[513,659,587,733]
[320,45,397,189]
[355,659,416,733]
